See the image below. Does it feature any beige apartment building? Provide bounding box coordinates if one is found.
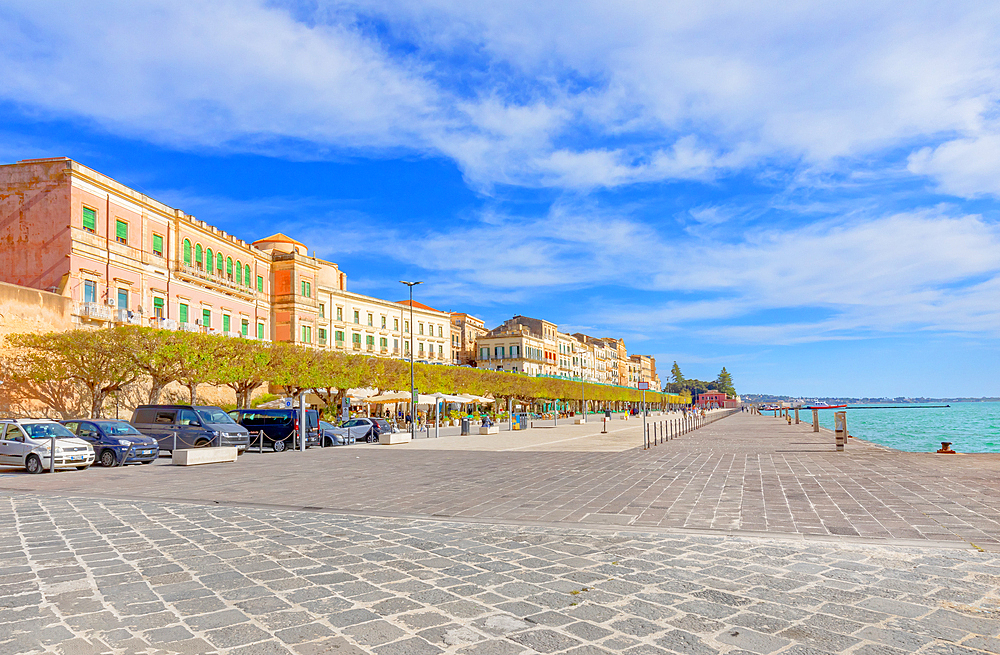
[450,312,486,365]
[476,321,547,375]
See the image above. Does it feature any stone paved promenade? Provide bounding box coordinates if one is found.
[2,412,999,654]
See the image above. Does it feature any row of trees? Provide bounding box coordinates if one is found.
[662,362,736,398]
[2,327,686,419]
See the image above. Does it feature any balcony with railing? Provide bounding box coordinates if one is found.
[76,302,114,321]
[353,342,361,350]
[174,262,260,301]
[335,339,345,349]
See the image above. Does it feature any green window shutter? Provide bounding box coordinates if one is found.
[217,253,223,273]
[235,261,242,285]
[336,330,344,341]
[153,297,164,317]
[352,333,360,344]
[245,265,251,287]
[256,275,263,292]
[152,234,163,254]
[116,220,128,243]
[179,303,189,324]
[202,309,211,328]
[183,240,192,265]
[257,323,264,339]
[222,315,230,332]
[206,249,213,272]
[241,319,248,336]
[82,207,97,231]
[195,244,202,264]
[226,258,232,276]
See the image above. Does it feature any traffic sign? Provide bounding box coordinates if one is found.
[638,382,649,390]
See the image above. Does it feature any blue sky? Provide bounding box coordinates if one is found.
[3,1,1000,397]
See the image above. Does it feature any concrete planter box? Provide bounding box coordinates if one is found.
[172,447,238,466]
[380,432,412,445]
[574,417,587,425]
[479,425,500,435]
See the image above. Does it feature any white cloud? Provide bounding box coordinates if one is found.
[3,1,1000,190]
[908,133,1000,197]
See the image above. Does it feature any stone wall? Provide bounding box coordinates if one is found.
[0,279,72,339]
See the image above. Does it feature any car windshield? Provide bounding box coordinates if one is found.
[319,421,334,430]
[22,423,77,439]
[94,421,143,436]
[196,408,237,425]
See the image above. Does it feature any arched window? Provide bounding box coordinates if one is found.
[226,257,233,279]
[216,252,224,275]
[245,264,252,287]
[206,248,214,274]
[195,244,203,268]
[183,239,191,265]
[235,260,242,285]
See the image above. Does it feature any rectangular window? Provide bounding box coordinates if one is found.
[480,347,488,360]
[438,345,443,355]
[258,322,265,339]
[152,234,163,256]
[257,275,263,292]
[82,207,97,232]
[202,309,211,328]
[242,319,249,336]
[222,314,230,332]
[115,219,128,245]
[335,330,344,342]
[380,337,387,348]
[495,346,505,358]
[153,297,164,318]
[301,281,311,297]
[438,326,443,337]
[419,323,424,335]
[367,313,373,326]
[510,345,520,357]
[179,303,189,324]
[352,333,361,344]
[319,303,325,318]
[336,307,343,321]
[393,338,399,350]
[394,318,399,330]
[404,341,410,353]
[366,335,375,346]
[116,288,128,309]
[381,316,386,328]
[83,280,97,303]
[302,326,311,343]
[419,342,424,354]
[319,328,327,342]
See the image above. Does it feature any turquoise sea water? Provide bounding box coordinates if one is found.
[808,402,1000,453]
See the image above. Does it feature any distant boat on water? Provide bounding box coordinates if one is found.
[804,402,847,409]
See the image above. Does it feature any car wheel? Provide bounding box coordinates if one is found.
[367,432,377,444]
[141,459,154,464]
[26,454,43,474]
[194,439,211,448]
[100,450,117,467]
[75,465,90,470]
[273,439,286,453]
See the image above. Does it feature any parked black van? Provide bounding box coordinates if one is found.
[228,409,320,452]
[131,405,250,454]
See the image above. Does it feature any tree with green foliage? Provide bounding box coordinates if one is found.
[671,361,684,384]
[121,326,187,404]
[7,330,138,418]
[715,366,735,397]
[209,338,272,408]
[172,332,220,404]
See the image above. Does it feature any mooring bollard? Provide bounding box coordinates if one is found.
[812,409,819,433]
[936,442,956,454]
[794,408,800,424]
[173,431,178,453]
[834,411,847,451]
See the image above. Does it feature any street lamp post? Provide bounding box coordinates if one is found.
[400,280,423,442]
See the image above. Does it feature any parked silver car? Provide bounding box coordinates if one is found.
[0,419,95,473]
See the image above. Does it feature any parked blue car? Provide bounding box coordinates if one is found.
[60,419,160,467]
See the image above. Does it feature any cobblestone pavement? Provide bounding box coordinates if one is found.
[3,493,1000,655]
[3,413,1000,550]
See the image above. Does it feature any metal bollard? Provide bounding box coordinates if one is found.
[49,436,56,473]
[172,431,178,453]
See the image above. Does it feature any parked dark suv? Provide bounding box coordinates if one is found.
[131,405,250,453]
[228,409,320,452]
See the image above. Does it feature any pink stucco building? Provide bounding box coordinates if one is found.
[0,157,271,338]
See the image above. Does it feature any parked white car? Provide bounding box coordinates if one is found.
[0,419,96,473]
